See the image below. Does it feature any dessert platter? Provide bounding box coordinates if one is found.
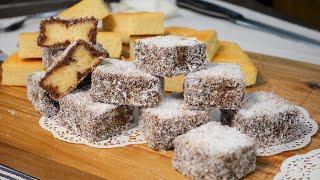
[0,0,319,179]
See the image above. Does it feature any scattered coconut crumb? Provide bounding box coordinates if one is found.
[7,109,16,115]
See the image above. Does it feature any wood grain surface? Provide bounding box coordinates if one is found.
[0,53,319,179]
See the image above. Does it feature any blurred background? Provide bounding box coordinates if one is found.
[1,0,319,30]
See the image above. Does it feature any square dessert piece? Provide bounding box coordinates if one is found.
[91,59,163,107]
[58,89,135,142]
[40,40,107,100]
[2,53,44,86]
[38,17,98,48]
[58,0,109,20]
[27,72,59,117]
[103,12,164,43]
[212,41,257,86]
[135,35,207,77]
[232,92,302,146]
[97,32,122,58]
[173,122,256,179]
[18,32,43,59]
[184,63,246,110]
[141,95,209,150]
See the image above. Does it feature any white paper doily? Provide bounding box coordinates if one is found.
[274,148,320,180]
[39,116,146,148]
[39,106,317,153]
[257,106,318,156]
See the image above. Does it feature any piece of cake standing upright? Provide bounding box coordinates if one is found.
[91,59,163,107]
[37,17,98,48]
[184,63,246,110]
[232,92,302,147]
[40,40,108,100]
[173,122,256,179]
[135,35,207,77]
[141,95,210,150]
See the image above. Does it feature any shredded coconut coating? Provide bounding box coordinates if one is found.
[134,35,207,77]
[184,63,246,110]
[173,122,256,180]
[26,72,59,117]
[232,91,302,147]
[42,47,65,69]
[141,95,209,150]
[58,89,135,142]
[90,58,163,107]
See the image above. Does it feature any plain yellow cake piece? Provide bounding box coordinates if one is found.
[129,34,160,60]
[164,75,184,93]
[58,0,109,19]
[165,26,220,59]
[103,12,165,44]
[211,41,257,86]
[97,32,122,58]
[18,32,43,59]
[2,53,44,86]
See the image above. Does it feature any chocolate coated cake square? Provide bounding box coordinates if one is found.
[232,92,302,146]
[58,89,135,142]
[134,35,207,77]
[91,59,163,107]
[184,63,246,110]
[173,122,256,179]
[141,95,209,150]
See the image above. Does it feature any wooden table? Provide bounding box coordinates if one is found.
[0,53,319,179]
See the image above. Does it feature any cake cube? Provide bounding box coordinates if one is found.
[91,59,163,107]
[27,72,59,117]
[184,63,246,110]
[38,17,98,48]
[164,74,184,93]
[212,41,257,86]
[97,32,122,58]
[232,92,302,146]
[40,40,107,100]
[2,53,44,86]
[135,35,207,77]
[173,122,256,179]
[18,32,43,59]
[103,12,164,44]
[141,95,209,150]
[58,89,135,142]
[165,26,220,59]
[58,0,109,20]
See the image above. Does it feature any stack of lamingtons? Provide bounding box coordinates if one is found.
[5,0,304,179]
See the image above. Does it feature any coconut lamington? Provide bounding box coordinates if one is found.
[38,17,98,48]
[40,40,107,100]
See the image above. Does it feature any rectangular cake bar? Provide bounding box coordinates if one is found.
[173,122,256,179]
[184,63,246,110]
[38,17,98,48]
[26,71,59,117]
[18,32,43,59]
[58,89,135,142]
[91,59,163,107]
[141,95,209,150]
[40,39,107,100]
[232,92,302,146]
[135,35,207,77]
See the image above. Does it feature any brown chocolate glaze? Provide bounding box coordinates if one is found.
[38,17,98,48]
[40,39,108,100]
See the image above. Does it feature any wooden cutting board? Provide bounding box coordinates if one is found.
[0,52,319,179]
